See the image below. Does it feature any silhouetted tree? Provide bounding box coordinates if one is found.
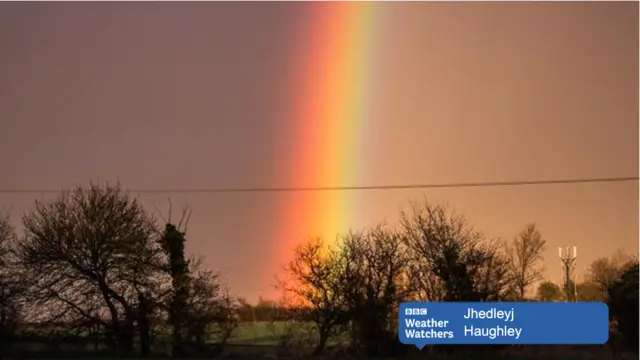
[586,249,637,301]
[253,297,279,322]
[505,223,546,300]
[236,297,258,322]
[401,200,510,302]
[156,203,236,356]
[15,183,163,356]
[280,237,348,355]
[535,281,562,302]
[607,262,639,355]
[159,222,191,357]
[0,212,25,360]
[184,256,238,350]
[575,281,602,302]
[138,292,151,356]
[339,225,414,357]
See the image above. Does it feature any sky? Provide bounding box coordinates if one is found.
[0,2,638,302]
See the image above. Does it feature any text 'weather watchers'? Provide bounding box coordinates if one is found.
[398,302,609,348]
[405,307,522,340]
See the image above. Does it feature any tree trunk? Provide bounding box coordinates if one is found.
[118,318,135,356]
[98,280,124,352]
[171,324,185,358]
[312,328,330,355]
[140,321,151,356]
[92,328,100,352]
[138,294,151,357]
[0,289,6,360]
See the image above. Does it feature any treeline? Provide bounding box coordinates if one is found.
[533,249,638,357]
[0,182,638,359]
[0,184,237,358]
[275,201,639,357]
[534,249,637,303]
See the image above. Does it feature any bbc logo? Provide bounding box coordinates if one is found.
[405,308,428,316]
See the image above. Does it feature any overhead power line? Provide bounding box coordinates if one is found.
[0,176,636,194]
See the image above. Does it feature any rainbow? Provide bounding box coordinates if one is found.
[275,2,382,271]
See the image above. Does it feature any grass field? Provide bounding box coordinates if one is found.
[229,322,288,345]
[222,322,626,360]
[228,321,318,346]
[8,321,634,360]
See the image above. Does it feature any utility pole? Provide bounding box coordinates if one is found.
[558,246,578,302]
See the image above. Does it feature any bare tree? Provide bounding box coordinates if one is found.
[585,249,637,300]
[279,237,348,355]
[575,282,602,301]
[184,256,238,351]
[15,183,163,355]
[401,199,510,302]
[607,262,639,355]
[235,297,255,322]
[0,212,26,360]
[338,225,414,357]
[505,224,546,300]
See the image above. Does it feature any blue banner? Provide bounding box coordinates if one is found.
[399,302,609,348]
